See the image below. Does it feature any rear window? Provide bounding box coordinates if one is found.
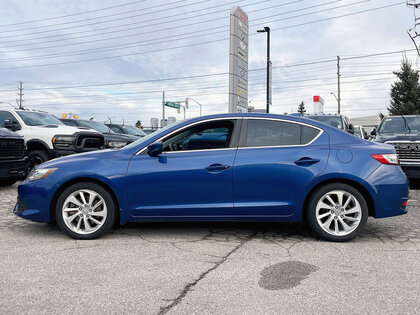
[245,119,320,147]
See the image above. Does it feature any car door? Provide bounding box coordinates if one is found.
[233,118,329,217]
[126,118,241,218]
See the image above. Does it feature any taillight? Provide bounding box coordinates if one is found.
[371,154,399,165]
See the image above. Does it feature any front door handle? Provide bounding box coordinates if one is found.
[205,163,230,173]
[294,157,320,166]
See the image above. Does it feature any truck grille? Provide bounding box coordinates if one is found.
[0,139,25,159]
[76,135,104,149]
[390,142,420,160]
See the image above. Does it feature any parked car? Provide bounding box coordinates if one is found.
[353,125,369,139]
[372,115,420,179]
[61,119,138,148]
[15,113,409,241]
[0,127,27,186]
[105,123,147,137]
[0,108,105,169]
[305,113,355,134]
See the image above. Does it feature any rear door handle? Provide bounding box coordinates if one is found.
[294,157,320,166]
[205,163,230,173]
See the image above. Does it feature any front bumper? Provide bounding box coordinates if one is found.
[13,178,52,222]
[47,147,101,159]
[400,164,420,179]
[0,157,27,179]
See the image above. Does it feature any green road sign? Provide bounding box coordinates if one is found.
[165,101,180,109]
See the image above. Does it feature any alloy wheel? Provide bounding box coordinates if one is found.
[62,189,107,235]
[315,190,362,236]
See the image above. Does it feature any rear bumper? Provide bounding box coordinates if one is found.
[0,157,27,179]
[364,164,410,218]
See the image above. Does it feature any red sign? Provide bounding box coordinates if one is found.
[238,9,248,24]
[313,95,320,102]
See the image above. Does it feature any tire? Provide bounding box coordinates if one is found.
[28,150,49,170]
[306,183,368,242]
[55,182,116,240]
[0,179,17,187]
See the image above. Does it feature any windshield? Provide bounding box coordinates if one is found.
[378,116,420,134]
[306,115,343,129]
[122,125,147,136]
[17,111,64,126]
[77,120,112,133]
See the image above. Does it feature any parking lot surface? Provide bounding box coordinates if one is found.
[1,183,419,314]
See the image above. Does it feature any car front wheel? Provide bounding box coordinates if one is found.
[307,183,368,242]
[55,182,115,239]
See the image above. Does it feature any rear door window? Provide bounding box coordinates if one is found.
[244,119,320,147]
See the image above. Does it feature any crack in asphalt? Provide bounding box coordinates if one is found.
[157,231,257,315]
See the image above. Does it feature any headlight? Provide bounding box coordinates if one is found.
[107,141,127,148]
[28,168,58,181]
[52,135,76,147]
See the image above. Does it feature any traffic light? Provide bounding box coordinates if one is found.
[185,98,189,109]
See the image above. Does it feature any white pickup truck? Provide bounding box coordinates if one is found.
[0,107,105,169]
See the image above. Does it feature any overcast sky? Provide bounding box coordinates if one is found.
[0,0,416,126]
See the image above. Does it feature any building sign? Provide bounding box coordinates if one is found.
[229,6,248,113]
[313,95,324,114]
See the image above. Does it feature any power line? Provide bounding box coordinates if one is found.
[0,0,214,39]
[0,48,409,92]
[0,0,148,28]
[0,0,189,34]
[0,0,271,44]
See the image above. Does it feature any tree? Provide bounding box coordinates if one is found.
[297,101,306,115]
[388,60,420,115]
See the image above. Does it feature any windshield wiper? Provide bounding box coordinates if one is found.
[401,115,411,134]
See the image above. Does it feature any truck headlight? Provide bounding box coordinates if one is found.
[107,141,127,148]
[28,168,58,181]
[52,135,76,147]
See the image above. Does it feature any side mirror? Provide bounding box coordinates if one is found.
[147,141,162,157]
[4,119,20,131]
[370,128,376,136]
[4,119,12,129]
[348,124,355,134]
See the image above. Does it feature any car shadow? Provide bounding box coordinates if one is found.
[114,221,312,239]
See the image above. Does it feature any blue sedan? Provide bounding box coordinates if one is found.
[14,114,409,241]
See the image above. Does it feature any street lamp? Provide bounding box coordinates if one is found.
[330,92,340,113]
[185,98,202,116]
[257,26,270,113]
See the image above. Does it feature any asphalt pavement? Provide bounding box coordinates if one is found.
[1,181,419,314]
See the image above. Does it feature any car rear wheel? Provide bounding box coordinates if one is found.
[55,182,115,239]
[306,183,368,242]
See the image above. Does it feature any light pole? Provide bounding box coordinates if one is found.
[330,92,340,113]
[185,98,202,116]
[257,26,270,113]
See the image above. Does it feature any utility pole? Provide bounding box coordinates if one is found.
[257,26,271,113]
[162,91,165,127]
[17,81,24,109]
[337,56,341,114]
